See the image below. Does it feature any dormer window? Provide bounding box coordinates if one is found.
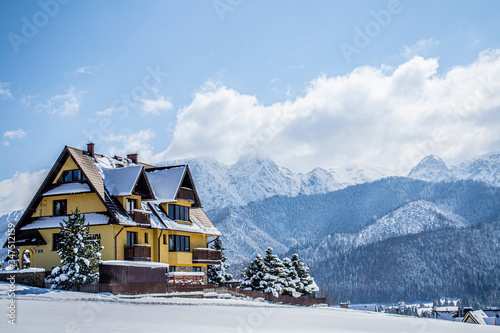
[168,204,189,222]
[57,170,87,184]
[127,198,137,212]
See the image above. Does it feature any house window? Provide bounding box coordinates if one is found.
[168,235,190,252]
[168,204,189,221]
[163,234,167,245]
[53,200,67,216]
[169,266,176,272]
[52,233,62,251]
[58,170,87,184]
[193,267,201,272]
[126,231,137,246]
[126,198,137,212]
[144,233,149,244]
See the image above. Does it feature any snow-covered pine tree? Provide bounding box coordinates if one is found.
[291,253,315,296]
[262,247,288,296]
[47,209,103,290]
[241,254,267,292]
[22,250,31,269]
[281,257,300,297]
[207,237,233,286]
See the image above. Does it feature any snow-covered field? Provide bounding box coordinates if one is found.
[1,282,497,332]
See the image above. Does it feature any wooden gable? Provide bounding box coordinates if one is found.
[133,168,156,200]
[12,147,76,232]
[176,165,202,208]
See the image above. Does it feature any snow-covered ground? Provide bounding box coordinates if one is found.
[1,283,497,332]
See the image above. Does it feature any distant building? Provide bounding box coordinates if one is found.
[434,306,461,321]
[463,309,500,325]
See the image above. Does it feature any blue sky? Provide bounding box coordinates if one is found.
[1,0,500,213]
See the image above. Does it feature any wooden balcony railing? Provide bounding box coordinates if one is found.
[177,187,195,201]
[124,244,151,261]
[192,248,221,265]
[130,210,150,225]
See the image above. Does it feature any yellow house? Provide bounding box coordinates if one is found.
[9,143,221,281]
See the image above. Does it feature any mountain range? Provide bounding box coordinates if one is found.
[161,156,393,211]
[408,152,500,186]
[2,152,500,305]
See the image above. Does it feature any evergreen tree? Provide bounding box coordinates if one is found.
[241,254,267,292]
[261,247,289,296]
[291,253,315,296]
[207,237,233,286]
[22,250,31,269]
[47,209,102,290]
[281,257,299,297]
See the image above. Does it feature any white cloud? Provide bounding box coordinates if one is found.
[96,107,114,116]
[0,82,12,99]
[3,129,26,139]
[104,129,156,162]
[0,169,48,213]
[162,50,500,175]
[75,66,91,75]
[269,78,279,85]
[41,86,85,117]
[21,94,36,107]
[402,38,439,59]
[72,65,102,76]
[142,95,173,115]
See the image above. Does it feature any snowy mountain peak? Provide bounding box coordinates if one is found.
[160,156,391,210]
[408,155,453,182]
[409,152,500,186]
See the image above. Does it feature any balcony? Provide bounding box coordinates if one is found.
[130,210,151,225]
[124,244,151,261]
[192,248,221,265]
[177,187,195,202]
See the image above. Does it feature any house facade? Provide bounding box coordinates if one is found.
[8,143,221,281]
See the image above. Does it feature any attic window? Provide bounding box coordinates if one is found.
[168,204,189,222]
[58,170,87,184]
[127,198,137,212]
[53,200,67,216]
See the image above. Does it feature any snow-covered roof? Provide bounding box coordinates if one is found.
[42,182,91,196]
[466,310,489,325]
[142,201,168,230]
[20,213,111,230]
[435,306,459,312]
[190,208,220,235]
[95,155,134,170]
[101,260,169,268]
[147,166,186,202]
[146,202,220,235]
[102,165,143,196]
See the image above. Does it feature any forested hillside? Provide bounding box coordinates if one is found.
[311,220,500,306]
[209,178,500,263]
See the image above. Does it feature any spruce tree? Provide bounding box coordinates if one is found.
[207,237,233,286]
[241,254,267,292]
[47,209,103,290]
[262,248,287,296]
[281,257,299,297]
[291,253,315,296]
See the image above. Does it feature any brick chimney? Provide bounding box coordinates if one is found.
[127,153,138,164]
[87,142,95,157]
